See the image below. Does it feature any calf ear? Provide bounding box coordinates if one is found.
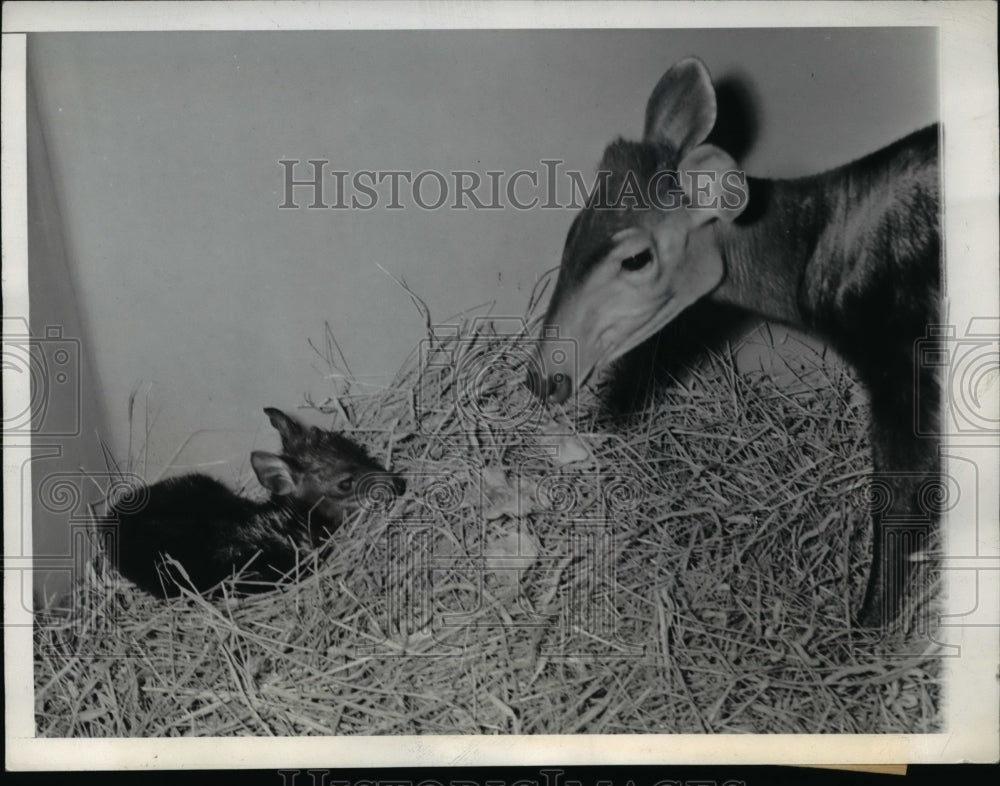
[251,451,298,496]
[678,144,748,227]
[263,407,305,449]
[644,57,717,156]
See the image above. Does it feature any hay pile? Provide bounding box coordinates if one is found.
[34,316,942,736]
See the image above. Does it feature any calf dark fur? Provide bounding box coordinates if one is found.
[111,407,405,598]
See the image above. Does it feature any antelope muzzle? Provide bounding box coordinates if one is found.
[525,338,577,405]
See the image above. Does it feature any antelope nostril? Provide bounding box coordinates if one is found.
[525,366,546,399]
[548,372,572,404]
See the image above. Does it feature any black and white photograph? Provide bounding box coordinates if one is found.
[3,0,998,771]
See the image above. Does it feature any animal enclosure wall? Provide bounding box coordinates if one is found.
[25,28,936,599]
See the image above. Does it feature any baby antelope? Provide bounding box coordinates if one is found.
[110,407,405,598]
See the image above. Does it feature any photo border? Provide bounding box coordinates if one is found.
[3,0,998,770]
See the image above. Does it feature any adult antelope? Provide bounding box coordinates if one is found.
[528,57,940,628]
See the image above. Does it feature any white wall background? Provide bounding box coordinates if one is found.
[27,28,936,592]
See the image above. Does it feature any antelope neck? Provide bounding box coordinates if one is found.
[709,174,833,328]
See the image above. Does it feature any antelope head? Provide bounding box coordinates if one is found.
[528,57,747,404]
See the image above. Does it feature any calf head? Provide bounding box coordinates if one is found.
[251,407,406,537]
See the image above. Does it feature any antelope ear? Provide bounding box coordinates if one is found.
[678,144,748,227]
[250,451,298,496]
[644,57,716,156]
[263,407,305,448]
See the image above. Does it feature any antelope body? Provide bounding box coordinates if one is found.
[111,407,405,598]
[530,57,940,627]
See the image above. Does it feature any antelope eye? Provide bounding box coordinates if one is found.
[337,477,354,494]
[620,248,653,272]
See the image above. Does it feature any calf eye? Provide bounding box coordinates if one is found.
[621,248,653,272]
[337,477,354,494]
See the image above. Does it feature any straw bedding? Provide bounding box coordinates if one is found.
[34,315,942,736]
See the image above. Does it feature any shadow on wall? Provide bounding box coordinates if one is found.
[25,56,111,603]
[708,70,761,163]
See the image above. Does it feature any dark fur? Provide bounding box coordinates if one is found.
[718,125,941,626]
[110,409,405,598]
